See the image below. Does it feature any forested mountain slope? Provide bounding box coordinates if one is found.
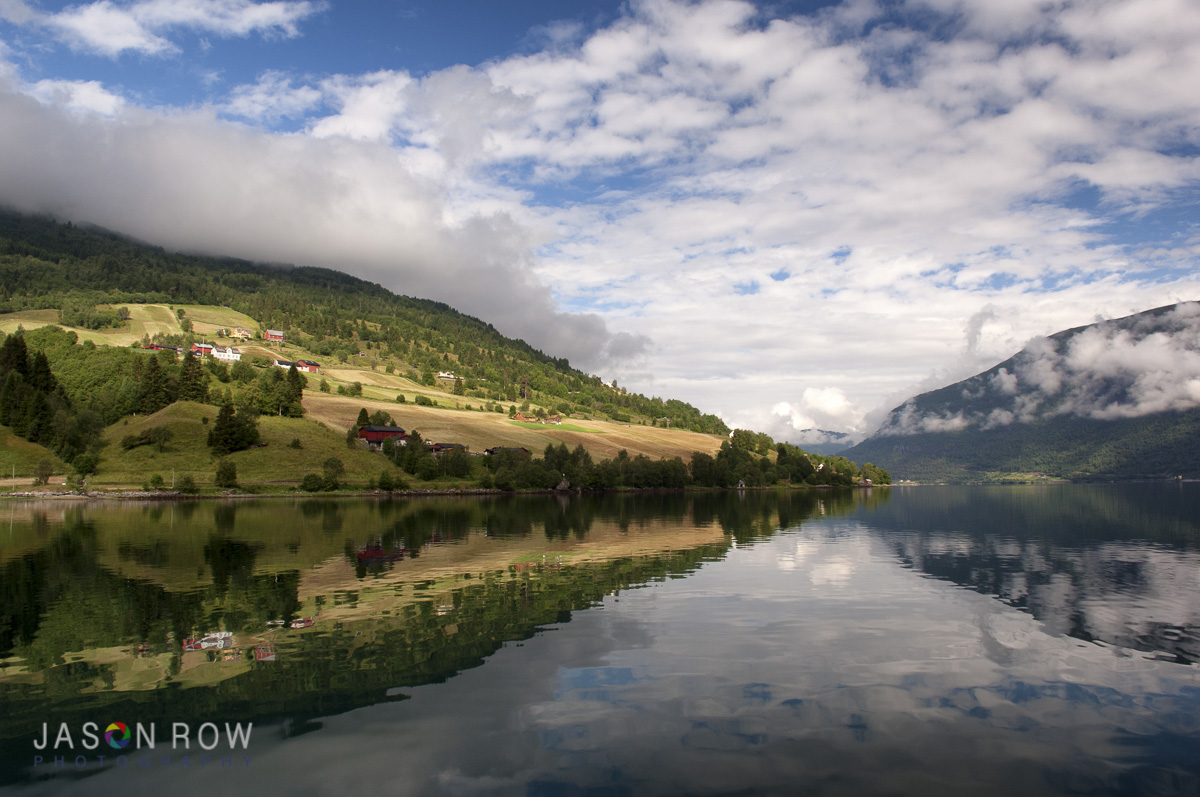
[0,211,727,435]
[845,302,1200,482]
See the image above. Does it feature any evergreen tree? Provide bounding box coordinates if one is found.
[138,355,171,414]
[0,334,28,378]
[28,351,56,393]
[285,364,306,415]
[207,402,259,456]
[177,352,209,402]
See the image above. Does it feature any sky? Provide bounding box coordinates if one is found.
[0,0,1198,445]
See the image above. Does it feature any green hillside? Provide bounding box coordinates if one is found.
[0,210,892,491]
[846,411,1200,483]
[94,402,400,488]
[0,211,727,435]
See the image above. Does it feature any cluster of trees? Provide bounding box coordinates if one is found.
[374,436,891,492]
[0,333,104,471]
[59,299,129,330]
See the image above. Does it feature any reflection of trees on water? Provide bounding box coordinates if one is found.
[0,489,875,775]
[865,485,1200,664]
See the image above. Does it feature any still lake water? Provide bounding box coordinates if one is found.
[1,485,1199,796]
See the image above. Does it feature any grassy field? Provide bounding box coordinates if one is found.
[0,304,184,346]
[302,392,725,461]
[93,401,404,488]
[0,428,66,481]
[508,421,602,433]
[171,304,259,337]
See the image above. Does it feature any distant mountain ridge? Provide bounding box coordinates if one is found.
[845,302,1200,481]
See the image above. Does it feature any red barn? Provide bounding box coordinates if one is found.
[358,426,408,449]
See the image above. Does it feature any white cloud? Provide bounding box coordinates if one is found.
[1,0,1199,440]
[39,0,322,57]
[27,78,124,115]
[50,0,175,56]
[225,70,321,122]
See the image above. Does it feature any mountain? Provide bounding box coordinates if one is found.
[0,210,728,436]
[844,302,1200,482]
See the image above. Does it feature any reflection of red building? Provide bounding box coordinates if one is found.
[356,542,406,566]
[254,644,277,661]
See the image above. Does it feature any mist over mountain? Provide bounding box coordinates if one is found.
[845,303,1200,482]
[789,429,856,456]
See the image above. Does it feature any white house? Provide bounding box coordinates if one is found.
[213,346,241,362]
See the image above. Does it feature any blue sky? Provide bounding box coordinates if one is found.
[1,0,1198,443]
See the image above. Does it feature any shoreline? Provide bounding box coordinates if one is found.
[0,482,885,502]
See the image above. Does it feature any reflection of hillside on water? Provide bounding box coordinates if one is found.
[0,489,874,750]
[862,484,1200,664]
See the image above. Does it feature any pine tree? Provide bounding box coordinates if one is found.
[138,356,171,414]
[0,334,28,378]
[208,402,259,456]
[177,352,208,402]
[29,351,56,393]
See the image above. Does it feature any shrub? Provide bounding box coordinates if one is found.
[415,394,434,407]
[176,475,198,494]
[493,467,514,491]
[416,457,439,481]
[73,453,98,477]
[300,473,323,492]
[215,459,238,489]
[377,470,394,492]
[289,438,303,449]
[396,394,405,403]
[149,473,164,489]
[323,457,345,489]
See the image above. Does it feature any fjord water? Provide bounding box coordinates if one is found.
[1,486,1199,796]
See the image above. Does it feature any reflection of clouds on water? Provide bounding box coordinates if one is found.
[12,516,1200,797]
[771,535,868,589]
[884,529,1200,664]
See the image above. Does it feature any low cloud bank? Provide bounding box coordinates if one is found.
[876,303,1200,435]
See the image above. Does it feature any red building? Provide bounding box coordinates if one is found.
[264,329,286,342]
[358,426,408,449]
[295,359,321,373]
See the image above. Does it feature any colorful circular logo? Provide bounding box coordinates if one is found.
[105,722,130,749]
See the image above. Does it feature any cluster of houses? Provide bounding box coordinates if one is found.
[356,425,473,454]
[144,329,321,374]
[357,424,534,462]
[188,342,242,362]
[273,358,322,374]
